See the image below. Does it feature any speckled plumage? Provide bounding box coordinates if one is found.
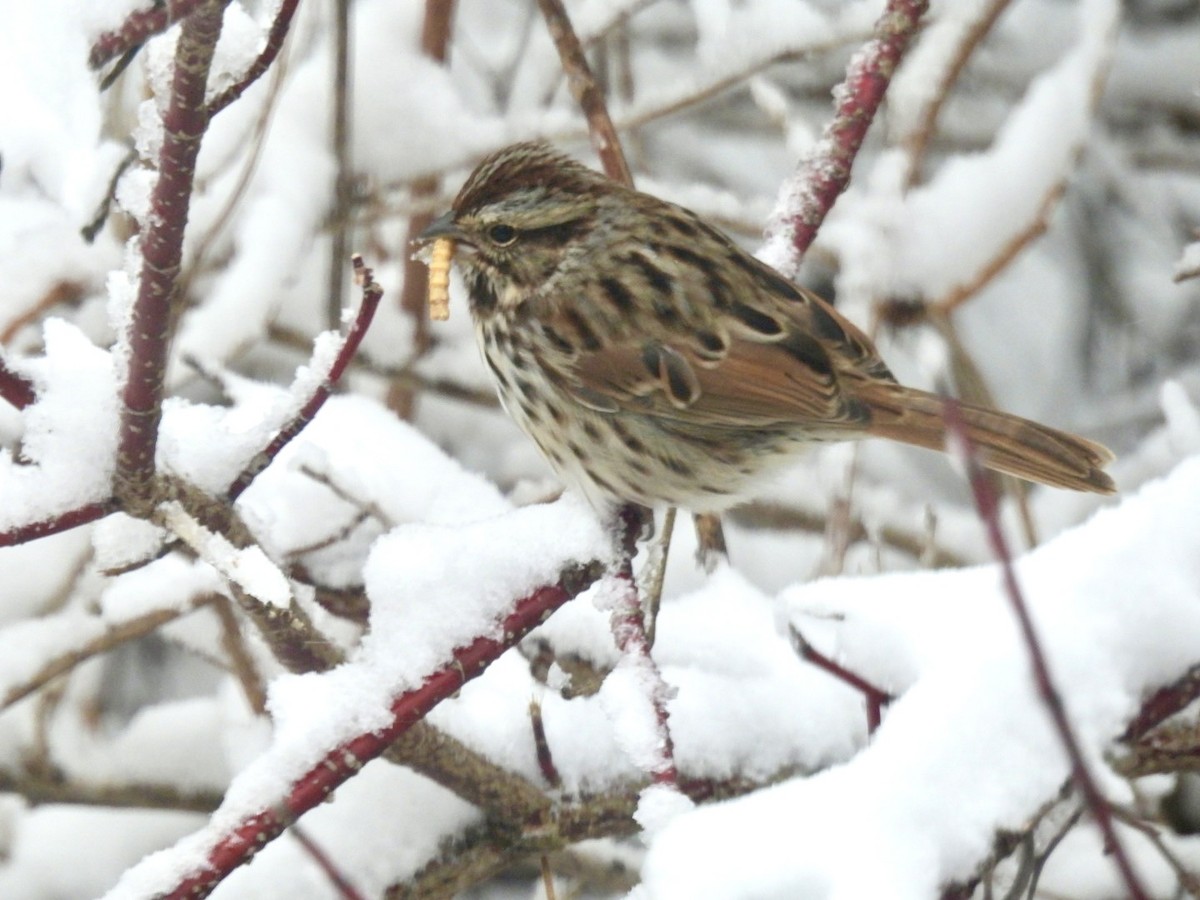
[420,142,1115,511]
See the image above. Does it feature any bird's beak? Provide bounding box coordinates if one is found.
[416,211,466,245]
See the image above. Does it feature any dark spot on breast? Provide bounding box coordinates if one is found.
[548,403,566,425]
[662,457,693,477]
[564,308,602,351]
[567,440,589,462]
[586,470,617,495]
[611,419,647,454]
[515,377,536,399]
[731,302,784,337]
[520,400,543,424]
[600,277,635,313]
[628,458,650,475]
[467,271,499,314]
[542,325,574,354]
[582,420,601,441]
[485,353,512,390]
[781,332,834,377]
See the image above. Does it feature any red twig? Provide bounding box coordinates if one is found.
[608,506,678,786]
[0,500,114,549]
[115,1,226,513]
[157,563,602,899]
[529,698,563,789]
[790,626,892,734]
[206,0,300,117]
[89,0,213,70]
[0,356,35,409]
[943,399,1149,900]
[227,256,382,500]
[769,0,928,269]
[1122,662,1200,743]
[290,824,367,900]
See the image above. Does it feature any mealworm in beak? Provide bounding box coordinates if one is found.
[428,237,454,321]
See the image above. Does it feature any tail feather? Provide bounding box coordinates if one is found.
[863,386,1116,495]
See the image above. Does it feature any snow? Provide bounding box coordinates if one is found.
[640,456,1200,898]
[102,491,613,897]
[0,320,119,531]
[1,0,1198,897]
[893,0,1119,300]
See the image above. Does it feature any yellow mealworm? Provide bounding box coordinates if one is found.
[427,237,454,321]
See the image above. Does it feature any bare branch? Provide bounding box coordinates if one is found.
[535,0,633,186]
[115,0,228,515]
[766,0,928,271]
[155,559,604,899]
[943,399,1149,900]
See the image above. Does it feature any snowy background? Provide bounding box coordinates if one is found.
[0,0,1199,897]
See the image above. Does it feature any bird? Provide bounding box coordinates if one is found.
[417,141,1115,514]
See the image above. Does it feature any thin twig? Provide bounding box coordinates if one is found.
[727,500,969,569]
[227,256,383,499]
[790,625,892,734]
[766,0,929,270]
[530,697,563,789]
[535,0,633,185]
[212,596,268,715]
[206,0,300,116]
[902,0,1015,187]
[1122,662,1200,742]
[943,398,1149,900]
[89,0,213,70]
[160,484,344,675]
[0,500,115,549]
[0,767,223,813]
[642,506,675,648]
[610,506,679,786]
[291,824,368,900]
[267,323,500,408]
[326,0,354,330]
[1,597,213,711]
[0,353,37,409]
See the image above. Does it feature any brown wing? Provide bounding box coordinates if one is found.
[556,269,891,433]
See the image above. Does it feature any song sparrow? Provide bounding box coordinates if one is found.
[418,142,1115,512]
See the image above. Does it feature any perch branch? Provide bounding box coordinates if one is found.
[155,559,604,899]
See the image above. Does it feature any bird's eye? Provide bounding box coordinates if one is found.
[487,224,518,246]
